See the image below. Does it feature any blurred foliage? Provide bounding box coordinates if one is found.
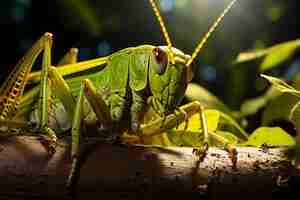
[256,73,300,169]
[239,86,281,116]
[225,38,300,169]
[161,30,300,169]
[185,83,232,115]
[236,39,300,71]
[58,0,102,36]
[243,127,295,147]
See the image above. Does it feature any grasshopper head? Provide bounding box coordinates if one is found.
[148,0,238,115]
[157,46,194,81]
[148,46,192,115]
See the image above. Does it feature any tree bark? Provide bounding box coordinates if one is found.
[0,136,299,200]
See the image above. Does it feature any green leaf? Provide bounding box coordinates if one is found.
[185,83,232,115]
[260,41,300,71]
[260,74,300,125]
[240,86,282,116]
[141,109,221,147]
[244,127,296,147]
[240,96,267,116]
[261,74,300,97]
[178,108,248,141]
[289,101,300,143]
[218,111,248,141]
[287,99,300,168]
[262,93,300,125]
[286,100,300,170]
[167,108,248,147]
[235,49,268,63]
[137,108,246,147]
[166,130,205,147]
[166,130,239,148]
[235,38,300,71]
[213,131,238,146]
[292,72,300,90]
[166,109,221,147]
[176,109,220,132]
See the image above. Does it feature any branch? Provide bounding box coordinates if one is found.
[0,136,299,200]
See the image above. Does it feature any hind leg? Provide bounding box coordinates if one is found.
[0,33,57,154]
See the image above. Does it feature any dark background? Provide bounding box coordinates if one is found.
[1,0,300,109]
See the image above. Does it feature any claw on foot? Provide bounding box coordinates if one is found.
[193,143,209,162]
[38,135,57,155]
[227,146,238,169]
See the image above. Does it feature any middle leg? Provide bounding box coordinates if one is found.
[66,78,114,188]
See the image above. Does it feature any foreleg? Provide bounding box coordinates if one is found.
[140,101,237,164]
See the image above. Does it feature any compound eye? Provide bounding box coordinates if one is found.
[153,47,168,75]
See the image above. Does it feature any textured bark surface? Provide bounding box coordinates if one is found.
[0,136,299,200]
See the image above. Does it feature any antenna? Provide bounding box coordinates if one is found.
[149,0,175,63]
[186,0,238,67]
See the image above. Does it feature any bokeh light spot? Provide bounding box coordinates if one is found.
[96,41,112,56]
[174,0,188,9]
[159,0,174,12]
[12,0,31,22]
[12,5,26,22]
[284,59,300,80]
[200,65,216,82]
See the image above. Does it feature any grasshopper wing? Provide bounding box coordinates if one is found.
[129,53,149,91]
[109,53,130,96]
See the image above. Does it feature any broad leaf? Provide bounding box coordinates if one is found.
[260,40,300,71]
[176,109,220,132]
[166,108,248,147]
[235,38,300,71]
[166,130,239,148]
[261,74,300,97]
[262,93,299,126]
[185,83,232,115]
[166,130,205,147]
[236,49,268,63]
[166,109,221,147]
[212,131,239,146]
[218,111,248,141]
[244,127,295,147]
[240,86,281,116]
[289,101,300,139]
[240,96,267,116]
[287,100,300,170]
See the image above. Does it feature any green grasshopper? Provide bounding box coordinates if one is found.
[0,0,238,187]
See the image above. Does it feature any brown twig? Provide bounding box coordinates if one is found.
[0,136,299,200]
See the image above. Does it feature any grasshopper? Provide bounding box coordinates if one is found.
[0,0,238,187]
